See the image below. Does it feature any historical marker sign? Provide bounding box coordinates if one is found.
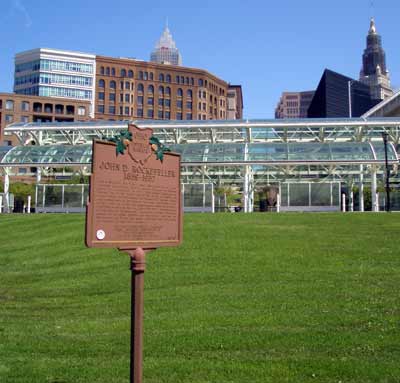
[85,124,182,250]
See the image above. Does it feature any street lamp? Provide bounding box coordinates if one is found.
[382,132,391,212]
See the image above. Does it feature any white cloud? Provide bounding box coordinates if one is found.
[13,0,32,28]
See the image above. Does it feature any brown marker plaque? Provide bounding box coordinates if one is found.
[85,124,182,250]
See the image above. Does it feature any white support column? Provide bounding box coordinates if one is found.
[243,166,249,213]
[0,195,3,214]
[359,165,364,212]
[342,193,346,212]
[349,190,354,212]
[27,195,31,214]
[211,184,215,213]
[276,193,281,213]
[4,168,10,213]
[371,167,378,212]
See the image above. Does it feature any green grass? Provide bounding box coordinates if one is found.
[0,213,400,383]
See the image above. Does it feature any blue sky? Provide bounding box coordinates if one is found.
[0,0,399,118]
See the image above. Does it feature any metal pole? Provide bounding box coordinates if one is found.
[382,132,391,212]
[348,80,352,118]
[371,167,378,212]
[127,247,146,383]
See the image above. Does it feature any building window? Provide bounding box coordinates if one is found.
[21,116,29,123]
[125,106,130,115]
[143,72,148,80]
[158,85,164,96]
[109,106,115,114]
[100,66,105,75]
[191,78,194,86]
[187,89,192,98]
[177,100,183,108]
[5,100,14,110]
[185,77,189,85]
[147,98,154,106]
[124,81,130,90]
[99,79,105,88]
[110,80,116,89]
[120,81,124,90]
[120,94,123,102]
[137,95,143,105]
[159,73,164,82]
[177,88,183,97]
[165,111,170,119]
[98,92,104,100]
[165,87,171,96]
[147,109,154,118]
[128,70,134,78]
[21,101,29,111]
[165,99,171,107]
[202,103,206,111]
[166,74,171,83]
[111,68,116,76]
[176,75,180,84]
[180,76,184,83]
[5,115,13,123]
[198,102,201,109]
[198,79,204,87]
[176,112,182,120]
[137,108,143,117]
[125,94,130,102]
[121,69,127,77]
[149,72,153,80]
[78,106,86,116]
[186,113,192,120]
[109,93,116,101]
[137,83,144,93]
[139,71,143,80]
[158,110,163,119]
[55,104,64,114]
[119,106,123,115]
[148,85,154,94]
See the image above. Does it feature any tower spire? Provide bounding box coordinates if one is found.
[359,17,393,100]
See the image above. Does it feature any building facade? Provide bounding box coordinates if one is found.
[14,48,96,117]
[275,91,315,119]
[150,25,182,66]
[227,85,243,120]
[95,55,230,121]
[307,69,379,118]
[0,93,91,145]
[359,18,393,100]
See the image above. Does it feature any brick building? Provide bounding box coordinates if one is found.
[0,93,91,145]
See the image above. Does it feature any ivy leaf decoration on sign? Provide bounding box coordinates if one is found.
[149,136,171,162]
[103,130,133,155]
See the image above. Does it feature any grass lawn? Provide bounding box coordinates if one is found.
[0,213,399,383]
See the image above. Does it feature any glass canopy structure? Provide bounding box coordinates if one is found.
[1,117,400,213]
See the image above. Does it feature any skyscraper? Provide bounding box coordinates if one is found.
[150,25,182,66]
[359,18,393,100]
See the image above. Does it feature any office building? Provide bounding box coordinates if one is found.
[150,25,182,66]
[275,91,315,119]
[14,48,96,117]
[359,18,393,100]
[227,85,243,119]
[307,69,379,118]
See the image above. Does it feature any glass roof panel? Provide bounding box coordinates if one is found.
[370,142,398,161]
[329,142,372,161]
[1,141,398,165]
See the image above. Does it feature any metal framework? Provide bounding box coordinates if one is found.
[2,117,400,213]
